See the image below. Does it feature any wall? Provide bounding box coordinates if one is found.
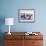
[0,0,46,32]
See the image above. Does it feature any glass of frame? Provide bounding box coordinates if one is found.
[18,9,35,23]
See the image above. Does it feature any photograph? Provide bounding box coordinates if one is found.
[18,9,35,23]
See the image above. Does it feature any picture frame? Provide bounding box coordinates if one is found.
[18,9,35,23]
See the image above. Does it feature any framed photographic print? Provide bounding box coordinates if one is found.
[18,9,35,23]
